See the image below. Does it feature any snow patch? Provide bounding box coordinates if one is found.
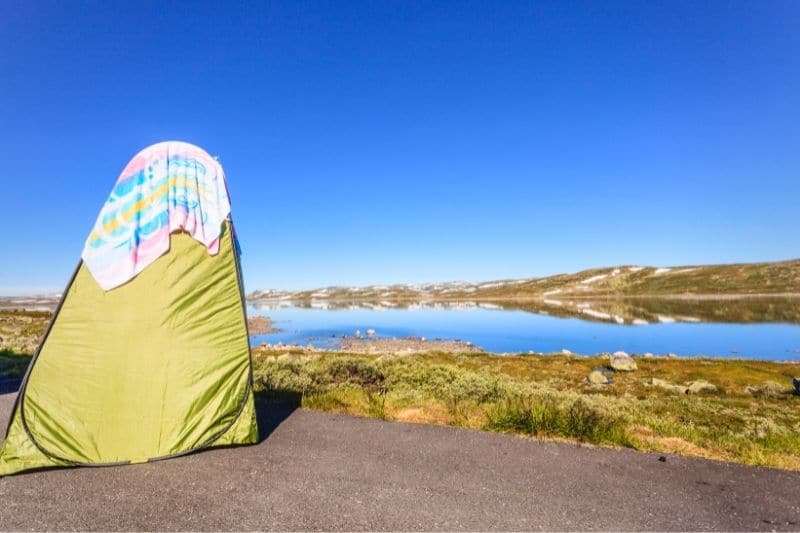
[582,308,611,320]
[580,273,609,284]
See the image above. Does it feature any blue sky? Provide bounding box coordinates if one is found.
[1,1,798,295]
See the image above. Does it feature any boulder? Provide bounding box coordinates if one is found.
[761,381,786,397]
[587,370,609,385]
[642,352,655,359]
[650,378,688,394]
[744,381,788,397]
[686,380,717,394]
[610,352,638,372]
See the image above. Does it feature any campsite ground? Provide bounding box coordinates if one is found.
[0,392,799,530]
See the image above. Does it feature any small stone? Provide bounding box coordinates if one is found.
[793,377,800,395]
[610,352,638,372]
[354,330,362,338]
[658,456,667,462]
[561,349,573,355]
[687,380,717,394]
[366,329,376,338]
[587,370,609,385]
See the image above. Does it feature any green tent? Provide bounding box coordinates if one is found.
[0,142,258,476]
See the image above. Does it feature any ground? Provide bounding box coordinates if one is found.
[0,393,798,530]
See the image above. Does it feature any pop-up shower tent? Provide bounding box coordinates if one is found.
[0,141,258,476]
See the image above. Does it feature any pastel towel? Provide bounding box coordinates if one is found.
[82,141,232,290]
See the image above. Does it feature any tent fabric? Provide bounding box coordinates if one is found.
[0,143,258,477]
[82,141,232,291]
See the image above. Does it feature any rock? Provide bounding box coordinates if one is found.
[366,329,376,338]
[643,352,655,359]
[610,352,638,372]
[793,377,800,396]
[667,353,678,358]
[354,330,362,339]
[761,381,786,397]
[687,380,717,394]
[746,381,785,397]
[650,378,688,394]
[587,370,609,385]
[561,349,573,355]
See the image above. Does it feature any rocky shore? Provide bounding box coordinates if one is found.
[339,336,481,354]
[246,315,278,334]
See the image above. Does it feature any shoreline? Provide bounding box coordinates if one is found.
[254,336,800,363]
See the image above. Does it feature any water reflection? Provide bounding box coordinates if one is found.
[249,297,800,325]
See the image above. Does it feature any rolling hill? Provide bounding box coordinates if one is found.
[248,258,800,302]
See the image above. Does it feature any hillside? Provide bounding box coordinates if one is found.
[248,258,800,302]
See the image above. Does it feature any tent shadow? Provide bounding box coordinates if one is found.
[0,377,21,395]
[254,390,301,443]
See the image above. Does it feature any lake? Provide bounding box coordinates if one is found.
[248,298,800,361]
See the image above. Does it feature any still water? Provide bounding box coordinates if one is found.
[248,299,800,361]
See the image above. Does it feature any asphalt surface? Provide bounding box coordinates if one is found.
[1,392,799,531]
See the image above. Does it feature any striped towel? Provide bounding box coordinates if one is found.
[82,141,232,290]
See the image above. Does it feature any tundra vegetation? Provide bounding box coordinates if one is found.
[1,310,799,470]
[250,347,800,471]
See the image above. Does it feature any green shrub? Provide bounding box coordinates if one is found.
[318,357,385,392]
[0,349,31,378]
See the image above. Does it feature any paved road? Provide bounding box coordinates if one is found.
[1,393,799,531]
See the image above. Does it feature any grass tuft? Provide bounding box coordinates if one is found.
[485,396,630,446]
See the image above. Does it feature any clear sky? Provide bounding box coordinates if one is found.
[1,1,798,295]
